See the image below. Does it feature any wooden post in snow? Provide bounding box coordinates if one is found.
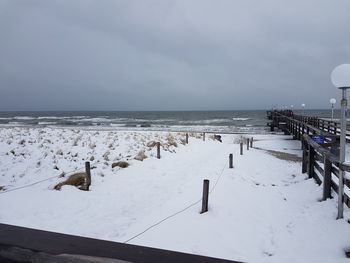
[246,138,250,150]
[84,161,91,191]
[201,179,209,214]
[203,132,205,141]
[240,142,243,155]
[229,154,233,168]
[186,133,189,144]
[156,142,161,159]
[250,137,253,148]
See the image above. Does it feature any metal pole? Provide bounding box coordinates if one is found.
[337,88,347,219]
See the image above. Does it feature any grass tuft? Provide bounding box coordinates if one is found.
[134,150,147,161]
[112,161,129,168]
[54,172,86,190]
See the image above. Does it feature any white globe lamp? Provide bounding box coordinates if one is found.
[331,64,350,219]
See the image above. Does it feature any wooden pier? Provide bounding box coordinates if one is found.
[267,110,350,209]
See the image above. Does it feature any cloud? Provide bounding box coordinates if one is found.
[0,0,350,110]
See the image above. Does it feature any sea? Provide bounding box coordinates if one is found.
[0,110,339,134]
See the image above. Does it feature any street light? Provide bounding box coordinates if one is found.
[331,63,350,219]
[330,98,336,121]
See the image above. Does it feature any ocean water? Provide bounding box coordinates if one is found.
[0,110,339,134]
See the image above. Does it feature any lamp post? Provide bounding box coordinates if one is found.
[331,64,350,219]
[330,98,336,121]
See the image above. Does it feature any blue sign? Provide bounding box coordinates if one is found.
[312,135,325,144]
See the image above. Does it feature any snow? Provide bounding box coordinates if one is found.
[0,128,350,262]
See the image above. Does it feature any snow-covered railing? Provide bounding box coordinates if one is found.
[267,110,350,209]
[267,110,350,141]
[302,134,350,207]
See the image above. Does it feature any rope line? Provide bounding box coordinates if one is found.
[123,198,202,244]
[0,160,101,195]
[124,158,228,244]
[0,175,63,194]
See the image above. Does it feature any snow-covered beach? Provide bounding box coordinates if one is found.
[1,127,350,262]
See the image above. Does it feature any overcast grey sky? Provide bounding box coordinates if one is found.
[0,0,350,111]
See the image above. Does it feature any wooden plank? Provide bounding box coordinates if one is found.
[314,161,324,176]
[330,166,350,189]
[0,224,240,263]
[313,170,322,185]
[314,152,323,162]
[331,178,339,194]
[331,166,340,178]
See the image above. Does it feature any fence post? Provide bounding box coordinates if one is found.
[84,161,91,191]
[250,137,253,148]
[203,132,205,141]
[308,145,315,179]
[323,155,332,201]
[246,138,249,150]
[302,123,305,136]
[201,179,209,214]
[157,142,161,159]
[186,133,189,144]
[292,121,296,140]
[302,141,308,173]
[327,121,330,133]
[229,154,233,168]
[240,142,243,155]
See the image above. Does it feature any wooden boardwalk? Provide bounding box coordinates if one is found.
[267,110,350,209]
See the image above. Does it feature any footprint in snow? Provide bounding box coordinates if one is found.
[286,222,294,234]
[261,227,277,257]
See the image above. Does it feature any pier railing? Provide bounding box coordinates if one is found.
[267,110,350,208]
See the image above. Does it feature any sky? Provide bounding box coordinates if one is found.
[0,0,350,111]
